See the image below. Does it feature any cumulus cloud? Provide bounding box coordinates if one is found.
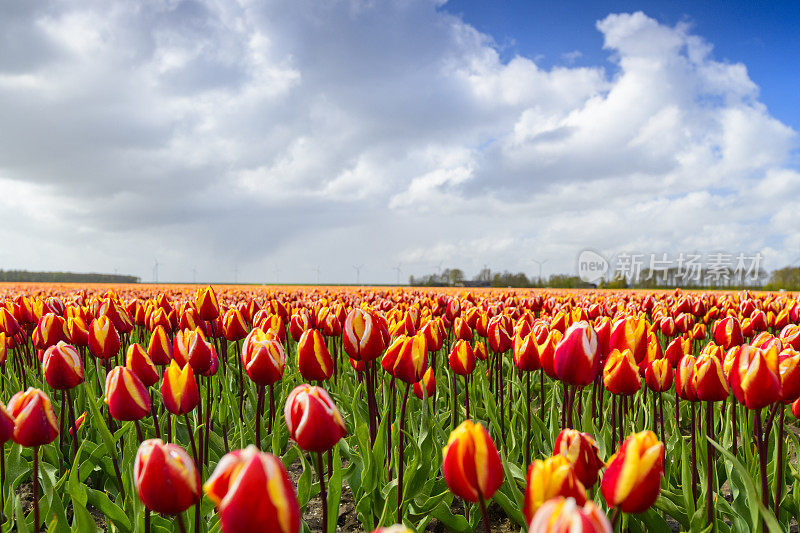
[0,1,796,283]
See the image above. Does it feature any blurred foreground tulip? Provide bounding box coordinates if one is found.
[529,497,612,533]
[135,439,200,515]
[523,455,587,524]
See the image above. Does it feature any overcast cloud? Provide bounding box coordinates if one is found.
[0,0,798,283]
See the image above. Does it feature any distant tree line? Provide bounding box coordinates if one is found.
[0,270,140,283]
[408,268,592,288]
[409,265,800,290]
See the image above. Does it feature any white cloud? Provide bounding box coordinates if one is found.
[0,2,797,283]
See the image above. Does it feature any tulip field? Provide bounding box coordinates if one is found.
[2,284,800,533]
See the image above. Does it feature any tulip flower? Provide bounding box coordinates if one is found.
[523,455,587,524]
[105,366,152,422]
[32,313,69,350]
[371,526,414,533]
[0,401,14,525]
[342,308,384,361]
[7,388,59,533]
[147,325,173,366]
[204,446,301,533]
[7,387,59,447]
[413,367,436,400]
[529,497,612,533]
[284,384,346,527]
[554,322,600,387]
[195,286,220,321]
[174,328,216,376]
[552,429,604,489]
[780,324,800,351]
[728,345,780,410]
[600,430,664,514]
[134,439,200,516]
[88,315,122,361]
[609,317,647,365]
[222,308,249,342]
[69,412,86,438]
[297,328,333,382]
[714,317,744,350]
[126,343,160,388]
[42,341,84,390]
[382,333,428,385]
[162,360,201,416]
[442,421,504,510]
[603,349,641,396]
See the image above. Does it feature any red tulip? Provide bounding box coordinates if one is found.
[448,339,475,376]
[42,341,85,390]
[195,286,220,321]
[442,420,504,503]
[513,331,541,371]
[147,325,174,366]
[413,367,436,399]
[554,322,600,386]
[284,384,346,452]
[603,349,641,396]
[382,333,428,384]
[7,388,59,447]
[552,429,604,488]
[600,430,664,513]
[297,329,333,381]
[162,360,200,415]
[205,446,301,533]
[126,343,160,388]
[693,353,729,402]
[644,358,673,392]
[88,315,121,360]
[105,366,152,421]
[134,438,200,515]
[343,308,384,361]
[529,497,612,533]
[523,455,587,523]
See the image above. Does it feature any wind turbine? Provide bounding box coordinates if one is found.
[531,258,548,282]
[313,266,321,285]
[393,263,402,285]
[152,259,160,283]
[353,264,364,285]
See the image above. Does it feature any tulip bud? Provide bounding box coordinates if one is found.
[105,366,152,421]
[659,317,676,337]
[135,439,200,515]
[609,317,647,364]
[146,325,173,366]
[513,332,541,372]
[222,308,249,342]
[728,345,780,409]
[0,402,14,444]
[242,332,285,386]
[453,317,473,342]
[779,349,800,403]
[204,446,301,533]
[474,340,488,361]
[370,526,414,533]
[126,343,160,388]
[195,286,220,321]
[382,333,428,384]
[552,429,604,488]
[780,325,800,351]
[693,353,729,402]
[442,420,504,503]
[174,328,216,375]
[603,349,641,396]
[7,388,59,447]
[88,315,121,360]
[70,412,86,438]
[529,497,612,533]
[554,322,600,386]
[714,317,744,350]
[600,430,664,513]
[675,355,698,401]
[644,358,673,392]
[523,455,587,524]
[343,308,384,361]
[42,341,85,390]
[162,360,200,415]
[297,329,333,382]
[284,384,346,452]
[413,367,436,400]
[487,315,512,353]
[448,339,476,376]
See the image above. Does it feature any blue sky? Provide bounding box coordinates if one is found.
[444,1,800,134]
[0,1,798,283]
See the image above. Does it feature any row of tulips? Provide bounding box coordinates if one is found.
[0,284,799,532]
